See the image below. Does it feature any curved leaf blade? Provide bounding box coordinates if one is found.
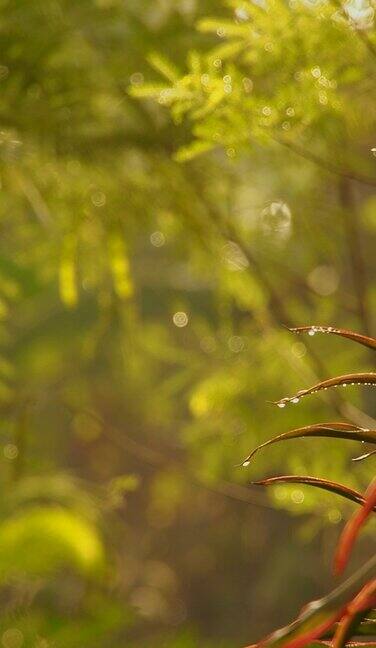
[287,326,376,351]
[251,476,375,510]
[273,373,376,408]
[240,423,375,467]
[353,449,376,462]
[334,480,376,575]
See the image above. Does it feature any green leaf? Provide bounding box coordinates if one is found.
[148,52,180,83]
[174,140,216,162]
[107,231,133,299]
[197,18,251,38]
[59,234,78,308]
[0,506,104,580]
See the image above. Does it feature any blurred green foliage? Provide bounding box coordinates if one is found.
[0,0,374,646]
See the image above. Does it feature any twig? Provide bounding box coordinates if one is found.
[65,405,274,511]
[274,138,376,188]
[338,178,372,337]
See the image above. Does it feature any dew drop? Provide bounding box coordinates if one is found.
[173,311,189,328]
[311,66,321,78]
[291,397,300,404]
[278,402,286,408]
[130,72,144,86]
[308,329,316,336]
[242,460,250,467]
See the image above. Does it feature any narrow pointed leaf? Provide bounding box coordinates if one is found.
[273,373,376,408]
[240,423,375,466]
[244,554,376,648]
[251,476,376,510]
[288,326,376,351]
[334,480,376,575]
[353,449,376,462]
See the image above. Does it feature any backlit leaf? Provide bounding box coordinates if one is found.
[334,480,376,575]
[273,374,376,408]
[240,423,376,467]
[287,326,376,351]
[0,506,104,580]
[251,476,374,510]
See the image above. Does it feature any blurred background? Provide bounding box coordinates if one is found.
[0,0,375,646]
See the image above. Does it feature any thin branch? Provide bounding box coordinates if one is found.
[354,26,376,60]
[338,178,372,336]
[10,168,52,228]
[65,405,274,511]
[274,138,376,188]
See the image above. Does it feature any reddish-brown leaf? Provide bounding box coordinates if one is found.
[287,326,376,351]
[240,422,376,467]
[332,580,376,648]
[251,475,375,510]
[273,373,376,408]
[311,643,376,647]
[334,480,376,576]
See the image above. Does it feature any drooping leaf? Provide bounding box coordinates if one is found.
[287,326,376,351]
[244,554,376,648]
[273,374,376,408]
[240,423,376,467]
[334,480,376,575]
[251,476,375,510]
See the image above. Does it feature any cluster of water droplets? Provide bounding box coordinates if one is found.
[276,375,376,408]
[304,325,337,336]
[344,0,375,30]
[260,201,292,242]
